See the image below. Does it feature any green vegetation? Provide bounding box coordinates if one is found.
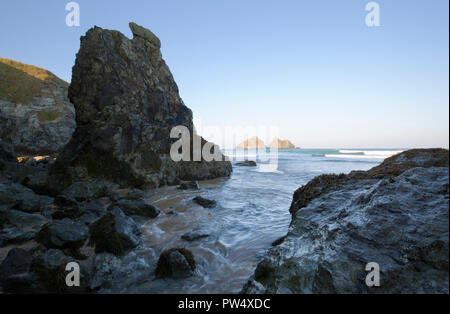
[36,110,61,122]
[0,57,68,105]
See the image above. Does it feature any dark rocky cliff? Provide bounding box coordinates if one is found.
[50,23,231,191]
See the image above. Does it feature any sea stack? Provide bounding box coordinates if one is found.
[269,138,295,149]
[50,23,231,191]
[237,136,266,149]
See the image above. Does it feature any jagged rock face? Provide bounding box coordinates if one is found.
[243,149,449,294]
[51,23,231,190]
[0,58,76,156]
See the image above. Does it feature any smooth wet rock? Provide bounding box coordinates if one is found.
[155,248,196,278]
[36,218,89,250]
[241,278,267,294]
[181,229,209,242]
[89,207,141,256]
[115,199,160,218]
[235,160,257,167]
[49,23,231,192]
[289,148,450,216]
[178,181,199,190]
[193,196,216,208]
[89,247,157,292]
[243,149,449,294]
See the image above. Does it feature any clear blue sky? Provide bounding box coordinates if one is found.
[1,0,448,148]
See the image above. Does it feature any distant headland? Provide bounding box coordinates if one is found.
[237,136,299,149]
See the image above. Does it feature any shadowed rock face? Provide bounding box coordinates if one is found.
[243,149,449,294]
[0,58,76,156]
[50,23,231,191]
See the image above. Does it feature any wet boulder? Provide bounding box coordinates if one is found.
[181,229,209,242]
[178,181,199,190]
[89,248,157,292]
[30,249,88,293]
[193,196,216,208]
[115,199,160,218]
[155,248,196,278]
[36,218,89,250]
[89,207,141,256]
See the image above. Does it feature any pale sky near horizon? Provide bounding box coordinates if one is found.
[1,0,448,149]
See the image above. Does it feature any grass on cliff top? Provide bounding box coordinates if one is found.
[0,57,69,105]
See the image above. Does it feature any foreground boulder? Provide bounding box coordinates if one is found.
[49,22,231,192]
[30,249,88,293]
[0,182,53,213]
[155,248,196,278]
[0,57,75,155]
[115,199,160,218]
[0,248,35,293]
[193,196,217,208]
[36,218,89,251]
[0,247,87,293]
[89,247,157,292]
[243,149,449,294]
[89,207,141,256]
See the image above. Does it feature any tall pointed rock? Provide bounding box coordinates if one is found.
[51,23,231,190]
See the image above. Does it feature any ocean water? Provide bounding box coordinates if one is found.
[133,149,403,293]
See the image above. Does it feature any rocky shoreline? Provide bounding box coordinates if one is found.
[0,22,448,295]
[0,23,231,293]
[242,149,449,294]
